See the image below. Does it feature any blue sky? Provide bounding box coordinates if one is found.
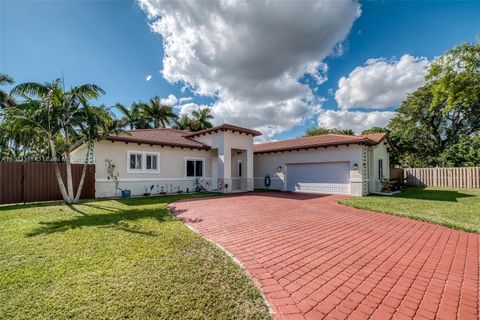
[1,0,479,140]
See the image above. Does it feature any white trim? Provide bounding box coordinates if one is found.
[145,152,160,173]
[184,157,205,178]
[378,156,384,179]
[127,150,160,174]
[97,177,212,182]
[127,150,143,173]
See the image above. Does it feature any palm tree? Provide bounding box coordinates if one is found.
[174,113,193,131]
[190,107,214,131]
[0,74,15,109]
[115,102,150,130]
[8,79,114,203]
[73,104,124,202]
[142,96,178,128]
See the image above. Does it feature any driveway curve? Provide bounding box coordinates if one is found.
[169,192,479,320]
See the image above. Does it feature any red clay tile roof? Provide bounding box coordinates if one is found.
[107,128,210,150]
[184,123,262,138]
[254,132,389,153]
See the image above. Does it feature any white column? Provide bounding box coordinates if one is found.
[218,146,232,193]
[247,148,254,191]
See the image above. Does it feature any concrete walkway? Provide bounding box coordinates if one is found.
[170,192,479,320]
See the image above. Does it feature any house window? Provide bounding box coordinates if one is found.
[378,158,384,179]
[129,153,142,171]
[186,159,204,177]
[238,161,242,177]
[127,151,160,173]
[146,154,158,171]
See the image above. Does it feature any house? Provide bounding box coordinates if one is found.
[70,124,392,198]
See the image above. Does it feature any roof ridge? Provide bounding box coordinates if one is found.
[255,134,365,146]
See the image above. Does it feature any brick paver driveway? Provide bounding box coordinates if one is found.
[169,192,479,320]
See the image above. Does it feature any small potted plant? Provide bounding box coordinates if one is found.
[143,185,154,196]
[380,178,393,193]
[159,186,166,195]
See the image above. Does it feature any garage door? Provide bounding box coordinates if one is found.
[286,162,350,194]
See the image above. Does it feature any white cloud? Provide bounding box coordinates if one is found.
[146,75,152,81]
[318,110,395,134]
[178,97,192,103]
[138,0,361,139]
[335,54,430,110]
[159,94,178,106]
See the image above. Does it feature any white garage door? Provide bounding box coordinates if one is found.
[286,162,350,194]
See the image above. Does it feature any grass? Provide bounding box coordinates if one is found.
[0,194,270,320]
[338,187,480,233]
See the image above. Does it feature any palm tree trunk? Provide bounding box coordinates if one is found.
[64,152,74,202]
[73,143,92,203]
[49,139,70,202]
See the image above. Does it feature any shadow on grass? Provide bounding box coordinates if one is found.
[26,207,172,237]
[394,188,475,202]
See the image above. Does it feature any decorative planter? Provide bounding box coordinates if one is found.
[143,193,151,197]
[159,192,167,195]
[121,190,131,198]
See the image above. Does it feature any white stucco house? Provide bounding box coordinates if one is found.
[70,123,392,198]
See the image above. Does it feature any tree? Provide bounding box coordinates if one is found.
[388,41,480,167]
[7,79,118,203]
[190,108,214,131]
[0,74,15,109]
[361,127,388,135]
[141,96,178,128]
[174,113,193,131]
[73,104,123,202]
[439,135,480,167]
[304,127,354,137]
[115,102,150,130]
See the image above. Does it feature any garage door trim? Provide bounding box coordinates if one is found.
[285,161,351,195]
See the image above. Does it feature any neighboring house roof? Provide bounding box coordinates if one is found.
[107,128,211,150]
[254,132,390,154]
[184,123,263,138]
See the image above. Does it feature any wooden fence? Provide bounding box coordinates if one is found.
[0,162,95,205]
[390,167,480,188]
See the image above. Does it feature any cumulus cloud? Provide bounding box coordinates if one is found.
[318,110,395,134]
[335,54,429,110]
[146,75,152,81]
[138,0,361,139]
[159,94,178,106]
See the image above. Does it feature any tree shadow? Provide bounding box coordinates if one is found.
[26,207,171,237]
[395,188,475,202]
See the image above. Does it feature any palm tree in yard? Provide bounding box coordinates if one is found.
[7,79,119,203]
[190,107,214,131]
[115,102,150,130]
[142,96,178,128]
[0,74,16,109]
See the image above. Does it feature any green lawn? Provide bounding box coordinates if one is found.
[0,194,270,320]
[338,187,480,233]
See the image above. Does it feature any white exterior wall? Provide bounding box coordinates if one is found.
[253,145,364,196]
[368,142,391,193]
[87,141,213,198]
[194,131,254,192]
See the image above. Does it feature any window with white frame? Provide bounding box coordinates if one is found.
[129,152,142,171]
[186,158,204,177]
[146,153,158,171]
[127,151,160,173]
[378,158,384,179]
